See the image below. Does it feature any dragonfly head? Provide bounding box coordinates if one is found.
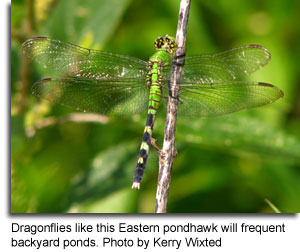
[154,35,177,54]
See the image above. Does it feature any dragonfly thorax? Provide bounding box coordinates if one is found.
[154,35,177,54]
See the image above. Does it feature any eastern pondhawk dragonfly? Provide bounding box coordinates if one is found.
[22,36,284,189]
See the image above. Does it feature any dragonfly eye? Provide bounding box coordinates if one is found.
[154,35,177,54]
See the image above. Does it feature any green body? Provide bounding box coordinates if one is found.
[133,42,175,188]
[22,35,283,189]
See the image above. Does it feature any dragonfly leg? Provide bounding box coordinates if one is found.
[173,52,186,60]
[161,95,169,100]
[173,148,178,158]
[167,94,184,105]
[167,88,179,100]
[151,138,162,153]
[172,49,186,66]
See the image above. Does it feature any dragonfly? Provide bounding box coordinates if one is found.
[22,35,284,189]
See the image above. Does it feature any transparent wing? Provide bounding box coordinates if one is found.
[32,77,149,115]
[164,45,271,83]
[177,81,283,116]
[22,37,148,79]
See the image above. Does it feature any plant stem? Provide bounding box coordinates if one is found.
[26,113,108,137]
[155,0,191,213]
[15,0,35,115]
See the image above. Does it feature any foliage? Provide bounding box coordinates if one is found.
[11,0,300,213]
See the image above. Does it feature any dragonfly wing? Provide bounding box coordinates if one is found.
[22,37,147,79]
[32,77,149,115]
[178,81,283,116]
[164,45,271,83]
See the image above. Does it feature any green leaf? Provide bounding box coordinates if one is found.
[69,141,139,205]
[175,113,300,161]
[44,0,132,47]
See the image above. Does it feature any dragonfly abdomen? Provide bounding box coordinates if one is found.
[132,113,156,189]
[132,61,165,189]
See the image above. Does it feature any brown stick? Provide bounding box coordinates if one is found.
[155,0,191,213]
[15,0,35,115]
[26,113,108,137]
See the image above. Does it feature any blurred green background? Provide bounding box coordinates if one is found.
[11,0,300,213]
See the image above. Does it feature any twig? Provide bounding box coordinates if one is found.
[15,0,35,115]
[26,0,36,33]
[26,113,108,137]
[264,198,281,213]
[155,0,191,213]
